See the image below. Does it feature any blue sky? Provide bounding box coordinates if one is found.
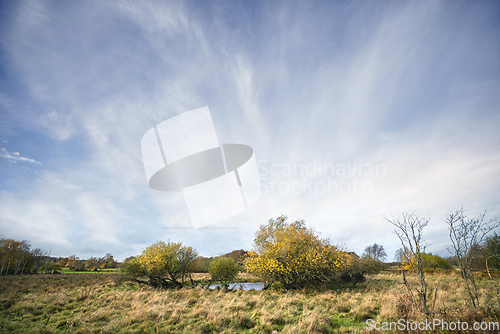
[1,0,499,261]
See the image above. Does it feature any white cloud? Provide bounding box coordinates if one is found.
[39,110,74,141]
[0,148,41,164]
[0,0,499,260]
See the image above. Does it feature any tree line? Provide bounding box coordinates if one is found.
[3,207,498,302]
[0,238,118,275]
[0,238,52,275]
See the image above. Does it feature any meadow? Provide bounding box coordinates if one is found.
[0,271,499,333]
[59,268,119,274]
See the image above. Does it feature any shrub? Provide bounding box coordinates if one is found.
[359,258,387,274]
[422,253,453,270]
[208,256,239,285]
[120,241,198,287]
[244,215,351,288]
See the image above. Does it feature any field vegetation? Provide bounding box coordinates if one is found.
[1,212,499,332]
[0,271,499,333]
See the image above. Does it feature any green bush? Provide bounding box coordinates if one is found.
[422,253,453,270]
[208,256,239,284]
[359,258,387,274]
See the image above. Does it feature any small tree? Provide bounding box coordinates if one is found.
[362,244,387,262]
[85,257,100,271]
[384,211,429,315]
[359,244,387,274]
[208,256,239,285]
[57,258,68,268]
[245,216,351,288]
[121,240,198,288]
[177,246,198,284]
[66,255,83,271]
[103,253,116,268]
[446,207,499,309]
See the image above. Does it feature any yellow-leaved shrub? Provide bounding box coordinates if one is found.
[244,216,351,288]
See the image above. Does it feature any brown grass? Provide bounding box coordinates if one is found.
[0,271,498,333]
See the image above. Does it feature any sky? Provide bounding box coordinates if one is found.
[0,0,499,261]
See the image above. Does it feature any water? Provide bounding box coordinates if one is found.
[207,282,265,291]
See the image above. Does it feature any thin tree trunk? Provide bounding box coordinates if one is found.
[5,255,15,275]
[417,266,427,314]
[14,253,22,275]
[21,260,27,276]
[460,263,476,309]
[401,269,418,310]
[469,269,480,307]
[432,285,439,315]
[1,248,11,275]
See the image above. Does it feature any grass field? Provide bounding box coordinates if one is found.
[0,271,499,333]
[59,268,119,274]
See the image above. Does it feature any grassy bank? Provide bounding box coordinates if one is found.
[0,272,499,333]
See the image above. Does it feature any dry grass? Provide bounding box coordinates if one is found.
[0,271,498,333]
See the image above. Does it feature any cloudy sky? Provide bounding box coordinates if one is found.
[1,0,499,261]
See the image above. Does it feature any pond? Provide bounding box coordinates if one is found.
[208,282,266,291]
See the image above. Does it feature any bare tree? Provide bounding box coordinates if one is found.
[362,244,387,262]
[384,211,429,314]
[446,207,499,309]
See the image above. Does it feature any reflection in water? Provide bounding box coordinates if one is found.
[208,282,265,291]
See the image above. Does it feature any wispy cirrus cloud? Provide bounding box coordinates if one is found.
[0,148,41,164]
[0,0,499,260]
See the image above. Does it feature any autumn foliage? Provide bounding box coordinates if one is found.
[121,240,198,287]
[244,216,351,288]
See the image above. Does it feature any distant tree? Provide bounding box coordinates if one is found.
[0,239,31,275]
[447,207,499,310]
[45,261,62,274]
[483,233,500,308]
[359,244,387,274]
[484,233,500,270]
[0,238,50,275]
[28,248,47,274]
[394,248,405,263]
[385,211,430,315]
[362,244,387,262]
[102,253,116,268]
[57,258,68,268]
[85,257,100,271]
[228,250,248,266]
[208,256,239,285]
[66,255,84,271]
